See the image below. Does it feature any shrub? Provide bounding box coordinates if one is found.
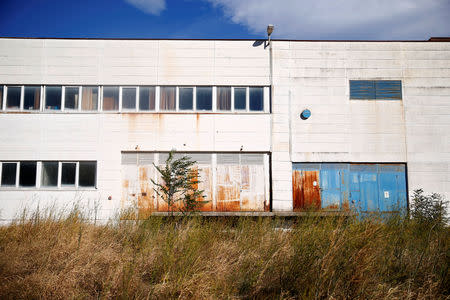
[411,189,448,226]
[151,151,207,215]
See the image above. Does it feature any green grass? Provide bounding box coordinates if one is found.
[0,211,448,299]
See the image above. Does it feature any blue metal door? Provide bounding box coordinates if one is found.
[292,163,407,213]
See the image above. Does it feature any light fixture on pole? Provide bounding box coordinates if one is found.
[267,24,274,45]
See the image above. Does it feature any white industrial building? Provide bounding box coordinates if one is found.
[0,37,449,221]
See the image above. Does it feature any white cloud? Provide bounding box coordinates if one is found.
[125,0,166,15]
[207,0,450,39]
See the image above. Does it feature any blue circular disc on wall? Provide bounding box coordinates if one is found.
[300,109,311,120]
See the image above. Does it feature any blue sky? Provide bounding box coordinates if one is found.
[0,0,449,40]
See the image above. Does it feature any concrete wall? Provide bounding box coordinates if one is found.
[270,41,450,211]
[0,38,449,219]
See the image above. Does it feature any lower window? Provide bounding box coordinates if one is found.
[0,161,97,189]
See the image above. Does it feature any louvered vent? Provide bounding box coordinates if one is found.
[121,153,137,165]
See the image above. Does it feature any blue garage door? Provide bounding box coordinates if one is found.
[292,163,407,213]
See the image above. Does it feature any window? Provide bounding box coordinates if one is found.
[61,163,76,186]
[0,86,3,109]
[139,86,155,111]
[234,87,246,110]
[103,86,119,111]
[79,161,96,187]
[217,87,231,111]
[1,163,17,186]
[24,86,40,110]
[122,87,136,110]
[179,87,193,110]
[45,86,62,110]
[249,87,264,111]
[350,80,402,100]
[41,161,58,187]
[64,87,79,110]
[19,162,37,187]
[81,86,98,111]
[1,161,97,189]
[160,86,176,111]
[196,87,212,111]
[6,86,21,109]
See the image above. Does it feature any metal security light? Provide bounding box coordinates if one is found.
[267,24,274,45]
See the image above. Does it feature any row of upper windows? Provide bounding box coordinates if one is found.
[0,85,268,113]
[0,161,96,189]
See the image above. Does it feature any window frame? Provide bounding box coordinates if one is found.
[0,85,270,114]
[120,86,138,112]
[0,161,97,190]
[44,85,63,111]
[5,85,23,111]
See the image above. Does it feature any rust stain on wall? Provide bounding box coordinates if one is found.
[138,166,154,218]
[293,170,321,211]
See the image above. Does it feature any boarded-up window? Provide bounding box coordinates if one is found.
[103,87,119,111]
[196,87,212,111]
[45,86,62,110]
[41,161,58,187]
[1,163,17,186]
[217,87,231,111]
[122,87,136,110]
[19,162,37,187]
[6,86,21,109]
[24,86,40,110]
[234,87,246,110]
[139,87,155,111]
[81,86,98,111]
[249,87,263,111]
[64,87,79,110]
[160,86,176,111]
[179,87,193,110]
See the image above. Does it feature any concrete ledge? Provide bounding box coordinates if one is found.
[150,211,356,217]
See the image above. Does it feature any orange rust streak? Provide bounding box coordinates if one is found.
[293,170,321,211]
[138,166,154,219]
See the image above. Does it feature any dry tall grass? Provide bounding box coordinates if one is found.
[0,211,448,299]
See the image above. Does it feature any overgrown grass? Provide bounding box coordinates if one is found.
[0,211,448,299]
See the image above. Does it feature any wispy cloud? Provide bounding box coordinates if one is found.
[125,0,166,15]
[207,0,450,39]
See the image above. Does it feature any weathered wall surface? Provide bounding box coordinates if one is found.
[271,41,450,211]
[0,38,271,221]
[0,38,449,218]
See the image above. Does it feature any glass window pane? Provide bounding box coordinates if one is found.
[102,87,119,111]
[79,162,96,187]
[1,163,17,186]
[41,162,58,187]
[217,87,231,111]
[196,87,212,111]
[81,86,98,111]
[234,87,246,110]
[24,86,40,110]
[45,86,62,110]
[249,87,264,111]
[19,162,36,187]
[122,88,136,110]
[61,163,76,186]
[160,86,176,111]
[0,86,3,109]
[6,86,21,109]
[64,87,79,110]
[139,86,155,111]
[179,87,193,110]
